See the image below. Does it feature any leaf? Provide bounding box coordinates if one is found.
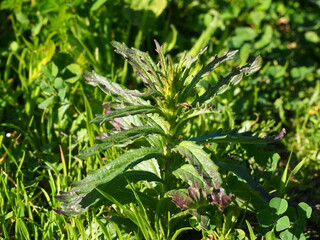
[241,56,263,76]
[254,25,273,49]
[269,198,288,215]
[173,141,221,189]
[257,209,275,228]
[180,49,239,102]
[279,229,294,240]
[192,55,262,105]
[75,148,162,193]
[297,202,312,219]
[90,105,160,125]
[217,161,272,202]
[172,141,233,209]
[83,71,145,105]
[38,95,55,109]
[111,41,163,91]
[285,156,309,189]
[276,216,290,232]
[190,128,286,144]
[90,0,108,11]
[167,189,191,209]
[77,126,165,158]
[55,170,161,216]
[245,220,257,240]
[172,164,207,189]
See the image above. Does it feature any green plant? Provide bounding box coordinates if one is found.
[257,197,312,240]
[54,40,286,237]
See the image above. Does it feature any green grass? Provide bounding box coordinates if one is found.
[1,0,320,239]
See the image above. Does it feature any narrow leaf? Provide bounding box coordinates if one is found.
[83,71,145,105]
[111,41,163,90]
[77,126,165,158]
[193,55,262,105]
[90,105,160,125]
[181,49,239,102]
[74,148,162,193]
[190,128,286,144]
[62,172,159,215]
[217,161,272,202]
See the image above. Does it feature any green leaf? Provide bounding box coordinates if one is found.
[54,149,162,216]
[111,41,163,91]
[276,216,290,232]
[77,126,165,158]
[90,0,108,11]
[245,220,257,240]
[217,161,272,201]
[285,156,309,189]
[181,49,238,102]
[269,198,288,215]
[190,128,286,144]
[192,56,262,105]
[257,209,275,228]
[172,164,207,190]
[297,202,312,219]
[38,95,55,109]
[254,25,273,49]
[305,31,320,43]
[74,148,162,193]
[279,229,294,240]
[173,141,221,189]
[264,231,277,240]
[242,56,263,76]
[83,71,146,105]
[90,105,160,125]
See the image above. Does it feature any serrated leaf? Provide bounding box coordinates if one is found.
[193,56,262,105]
[90,105,160,125]
[173,141,221,189]
[230,72,244,86]
[74,148,162,193]
[180,49,239,102]
[172,164,207,189]
[77,126,165,158]
[111,41,163,91]
[167,189,191,209]
[241,56,263,76]
[190,128,286,144]
[174,103,218,134]
[83,71,145,105]
[54,169,162,216]
[172,141,233,209]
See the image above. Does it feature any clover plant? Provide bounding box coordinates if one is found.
[54,41,285,232]
[257,197,312,240]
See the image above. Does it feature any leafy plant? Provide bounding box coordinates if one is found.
[257,197,312,240]
[53,41,285,236]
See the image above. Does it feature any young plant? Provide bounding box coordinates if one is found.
[54,41,285,235]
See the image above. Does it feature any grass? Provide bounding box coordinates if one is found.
[1,0,320,239]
